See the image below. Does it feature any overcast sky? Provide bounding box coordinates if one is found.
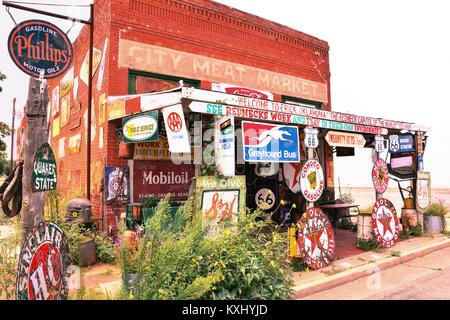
[0,0,449,187]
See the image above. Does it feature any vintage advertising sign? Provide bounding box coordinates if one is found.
[67,133,82,154]
[16,222,70,300]
[296,207,335,270]
[300,160,325,202]
[122,111,158,143]
[162,104,191,153]
[304,127,319,149]
[255,188,276,210]
[134,137,171,160]
[133,161,194,202]
[283,162,303,193]
[80,48,101,85]
[416,171,431,213]
[375,135,385,153]
[242,121,300,163]
[211,83,274,100]
[215,116,235,176]
[105,167,130,204]
[8,20,73,78]
[60,67,74,98]
[372,198,400,248]
[389,135,414,153]
[195,176,246,237]
[372,159,389,193]
[325,131,366,148]
[32,143,57,192]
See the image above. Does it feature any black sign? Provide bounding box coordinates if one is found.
[8,20,73,79]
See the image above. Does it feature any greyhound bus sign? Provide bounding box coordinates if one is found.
[242,121,300,163]
[8,20,73,78]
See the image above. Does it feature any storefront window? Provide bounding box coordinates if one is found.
[128,71,199,94]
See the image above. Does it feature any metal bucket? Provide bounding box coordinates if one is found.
[424,215,444,234]
[403,197,414,209]
[401,208,418,228]
[357,213,373,240]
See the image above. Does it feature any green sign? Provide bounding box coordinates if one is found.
[32,143,57,192]
[122,111,158,143]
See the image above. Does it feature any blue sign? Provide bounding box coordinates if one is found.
[8,20,73,79]
[242,121,300,163]
[388,135,415,153]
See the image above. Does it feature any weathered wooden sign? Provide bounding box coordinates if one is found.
[372,198,400,248]
[325,131,366,148]
[31,143,57,192]
[16,222,71,300]
[297,207,335,270]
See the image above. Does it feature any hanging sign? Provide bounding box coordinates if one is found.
[242,121,300,163]
[372,159,389,193]
[372,198,400,248]
[32,143,57,192]
[300,160,325,202]
[303,127,319,149]
[122,111,158,143]
[375,135,385,153]
[162,104,191,153]
[195,176,246,237]
[16,222,71,300]
[255,188,276,210]
[215,116,235,176]
[389,135,414,153]
[325,131,366,148]
[8,20,73,78]
[283,162,303,193]
[105,167,130,204]
[297,207,335,270]
[416,171,431,213]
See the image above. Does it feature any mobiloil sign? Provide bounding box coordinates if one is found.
[8,20,73,78]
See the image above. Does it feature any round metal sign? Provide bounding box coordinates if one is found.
[8,20,73,79]
[255,188,276,210]
[16,222,71,300]
[297,207,335,270]
[32,143,57,192]
[300,160,325,202]
[372,159,389,193]
[372,198,400,248]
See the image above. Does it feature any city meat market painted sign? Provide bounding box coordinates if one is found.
[372,159,389,194]
[325,131,366,148]
[372,198,400,248]
[32,143,57,192]
[133,161,194,202]
[16,222,70,300]
[242,121,300,163]
[122,111,158,143]
[195,176,246,237]
[300,160,325,202]
[8,20,73,79]
[297,207,335,270]
[189,101,387,135]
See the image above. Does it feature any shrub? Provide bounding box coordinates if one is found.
[356,236,379,251]
[424,200,448,217]
[95,234,117,264]
[0,217,21,300]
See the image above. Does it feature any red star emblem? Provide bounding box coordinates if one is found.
[290,163,302,189]
[306,228,324,255]
[377,207,394,236]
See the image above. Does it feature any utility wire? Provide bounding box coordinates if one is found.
[4,1,91,7]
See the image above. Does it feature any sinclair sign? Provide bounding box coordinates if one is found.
[8,20,73,78]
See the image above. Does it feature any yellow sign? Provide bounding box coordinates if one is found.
[134,137,170,160]
[52,117,60,137]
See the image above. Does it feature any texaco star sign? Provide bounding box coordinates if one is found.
[297,207,335,270]
[372,198,400,247]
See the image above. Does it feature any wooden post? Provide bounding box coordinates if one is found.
[22,77,49,239]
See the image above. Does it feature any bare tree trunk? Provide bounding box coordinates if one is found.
[22,77,49,240]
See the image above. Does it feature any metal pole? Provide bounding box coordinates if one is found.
[86,3,94,200]
[10,97,16,172]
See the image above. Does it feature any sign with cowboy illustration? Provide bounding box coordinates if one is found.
[296,207,336,270]
[372,198,400,248]
[242,121,300,163]
[8,20,73,78]
[32,143,57,192]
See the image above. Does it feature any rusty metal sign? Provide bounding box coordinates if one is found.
[16,222,71,300]
[372,198,400,248]
[297,207,335,270]
[372,159,389,193]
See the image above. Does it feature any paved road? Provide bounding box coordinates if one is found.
[303,246,450,300]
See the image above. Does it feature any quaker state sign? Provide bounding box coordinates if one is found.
[32,143,57,192]
[16,222,71,300]
[8,20,73,78]
[297,207,335,270]
[372,159,389,193]
[372,198,400,248]
[300,160,324,202]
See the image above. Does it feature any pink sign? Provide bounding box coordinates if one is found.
[391,156,413,169]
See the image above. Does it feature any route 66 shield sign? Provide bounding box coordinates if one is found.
[375,135,385,153]
[389,135,400,153]
[304,127,319,149]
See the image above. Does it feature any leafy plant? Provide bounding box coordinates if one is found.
[289,258,309,272]
[95,234,117,264]
[356,236,380,251]
[424,200,448,217]
[0,216,21,300]
[337,218,354,230]
[142,197,157,208]
[390,250,401,257]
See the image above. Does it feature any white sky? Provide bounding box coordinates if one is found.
[0,0,449,187]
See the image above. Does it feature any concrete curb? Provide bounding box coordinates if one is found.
[292,237,450,299]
